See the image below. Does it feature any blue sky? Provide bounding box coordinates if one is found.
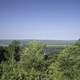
[0,0,80,40]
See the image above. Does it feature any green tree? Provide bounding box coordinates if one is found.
[21,42,46,70]
[48,45,80,80]
[75,39,80,46]
[20,42,49,79]
[8,40,21,61]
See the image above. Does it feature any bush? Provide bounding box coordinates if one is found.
[48,45,80,80]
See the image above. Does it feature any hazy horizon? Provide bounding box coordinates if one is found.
[0,0,80,40]
[0,38,77,41]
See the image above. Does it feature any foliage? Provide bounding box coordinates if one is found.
[48,45,80,80]
[75,39,80,46]
[9,40,21,61]
[0,46,7,63]
[0,40,80,80]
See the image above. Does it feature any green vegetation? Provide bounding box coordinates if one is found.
[0,40,76,46]
[0,40,80,80]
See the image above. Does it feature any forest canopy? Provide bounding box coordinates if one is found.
[0,40,80,80]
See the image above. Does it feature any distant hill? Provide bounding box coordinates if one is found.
[0,40,76,46]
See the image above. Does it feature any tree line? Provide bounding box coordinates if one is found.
[0,39,80,80]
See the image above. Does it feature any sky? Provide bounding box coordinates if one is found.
[0,0,80,40]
